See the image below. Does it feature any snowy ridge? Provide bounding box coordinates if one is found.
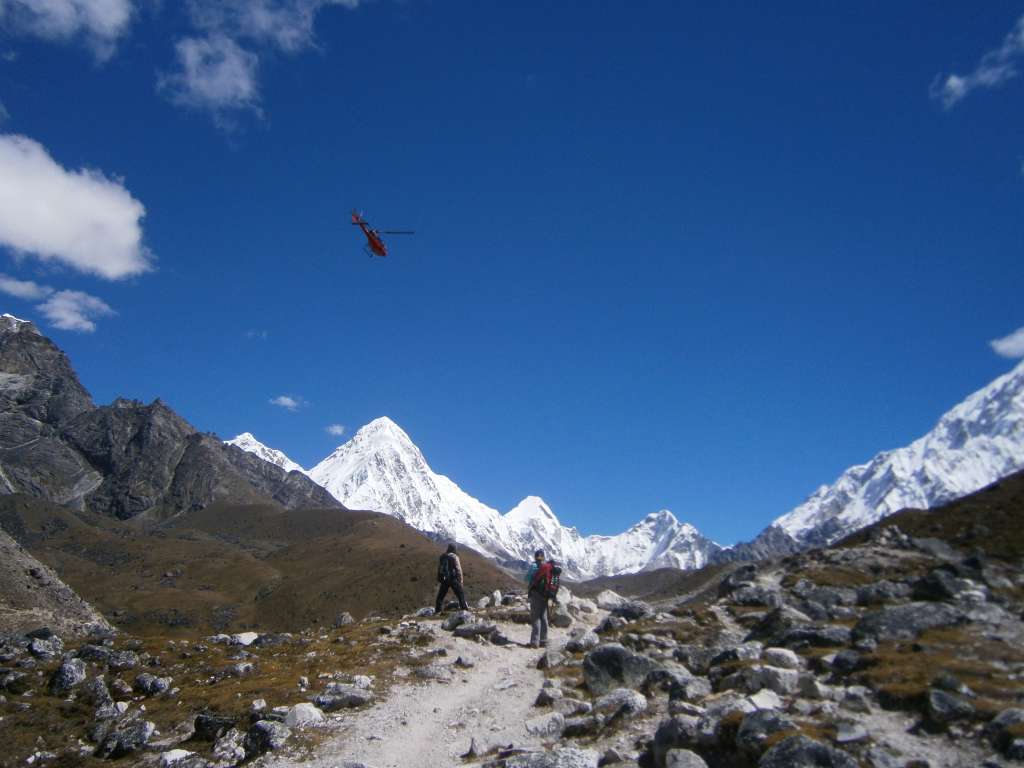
[225,432,305,474]
[769,359,1024,547]
[302,418,720,579]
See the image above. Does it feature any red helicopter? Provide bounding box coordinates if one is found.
[351,210,414,257]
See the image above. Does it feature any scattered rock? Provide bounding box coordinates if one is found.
[524,711,566,737]
[595,590,629,610]
[926,689,975,725]
[244,720,291,756]
[229,632,259,647]
[284,703,325,728]
[565,628,599,653]
[538,649,566,670]
[211,728,246,764]
[194,712,237,741]
[594,688,647,719]
[314,685,374,710]
[852,602,965,642]
[735,709,797,757]
[334,612,355,627]
[442,611,474,631]
[493,748,600,768]
[94,716,156,759]
[664,750,708,768]
[610,600,655,621]
[757,735,858,768]
[133,672,172,696]
[762,647,800,670]
[453,622,498,639]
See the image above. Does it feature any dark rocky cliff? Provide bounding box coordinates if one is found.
[0,315,342,518]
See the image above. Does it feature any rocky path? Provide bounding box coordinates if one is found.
[263,614,579,768]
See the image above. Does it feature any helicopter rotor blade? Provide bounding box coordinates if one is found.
[381,230,415,235]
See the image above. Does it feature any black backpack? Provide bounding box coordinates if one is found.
[547,562,562,600]
[437,553,454,583]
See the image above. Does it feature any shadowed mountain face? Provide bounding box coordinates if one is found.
[0,315,340,519]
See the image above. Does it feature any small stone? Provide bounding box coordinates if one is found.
[762,647,800,670]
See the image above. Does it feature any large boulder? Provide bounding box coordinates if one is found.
[852,602,965,642]
[583,643,660,695]
[49,658,86,695]
[758,735,857,768]
[595,590,629,610]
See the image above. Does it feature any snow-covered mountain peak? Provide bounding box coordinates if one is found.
[766,360,1024,548]
[300,418,721,579]
[224,433,305,474]
[0,314,38,334]
[505,496,558,526]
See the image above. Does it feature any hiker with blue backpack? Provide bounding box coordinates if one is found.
[525,548,561,648]
[435,542,470,613]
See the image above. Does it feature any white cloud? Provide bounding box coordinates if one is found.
[188,0,360,53]
[0,274,54,300]
[325,423,345,436]
[0,134,151,280]
[269,394,307,411]
[991,326,1024,358]
[158,35,261,120]
[932,14,1024,108]
[163,1,360,123]
[36,289,114,332]
[0,0,135,61]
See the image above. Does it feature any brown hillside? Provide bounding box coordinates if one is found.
[0,495,517,636]
[838,468,1024,561]
[573,563,731,604]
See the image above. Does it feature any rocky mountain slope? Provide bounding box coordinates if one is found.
[0,525,112,637]
[297,417,721,580]
[729,359,1024,559]
[5,473,1022,768]
[0,315,339,520]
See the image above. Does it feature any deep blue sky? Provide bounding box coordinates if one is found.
[1,1,1022,543]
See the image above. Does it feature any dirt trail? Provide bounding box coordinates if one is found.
[263,615,580,768]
